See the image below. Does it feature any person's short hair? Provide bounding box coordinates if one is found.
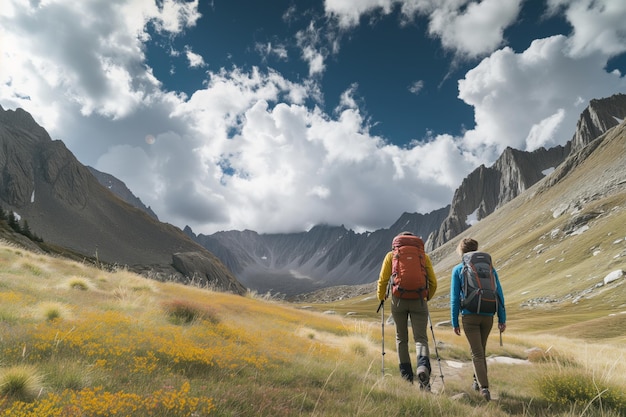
[457,237,478,255]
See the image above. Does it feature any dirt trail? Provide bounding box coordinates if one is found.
[427,356,531,397]
[428,358,466,395]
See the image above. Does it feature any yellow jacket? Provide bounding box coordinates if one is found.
[376,251,437,301]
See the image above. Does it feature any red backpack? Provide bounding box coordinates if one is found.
[391,235,429,299]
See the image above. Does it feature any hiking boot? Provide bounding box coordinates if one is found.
[472,380,480,391]
[399,363,414,384]
[416,365,430,391]
[418,381,431,391]
[480,388,491,401]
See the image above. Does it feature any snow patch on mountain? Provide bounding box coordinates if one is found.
[466,208,479,226]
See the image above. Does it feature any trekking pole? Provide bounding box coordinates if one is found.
[427,310,445,390]
[376,300,385,377]
[499,329,503,347]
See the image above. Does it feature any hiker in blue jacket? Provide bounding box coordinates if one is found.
[450,237,506,402]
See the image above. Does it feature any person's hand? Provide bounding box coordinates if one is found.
[454,327,461,336]
[498,323,506,333]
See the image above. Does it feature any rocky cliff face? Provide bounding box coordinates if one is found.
[426,145,569,250]
[0,108,51,207]
[426,93,626,251]
[0,105,244,295]
[571,93,626,152]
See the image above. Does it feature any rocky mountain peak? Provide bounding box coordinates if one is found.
[0,105,51,144]
[426,93,625,251]
[571,93,626,152]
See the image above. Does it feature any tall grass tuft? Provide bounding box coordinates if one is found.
[42,360,93,391]
[526,345,579,367]
[536,369,626,415]
[161,299,220,325]
[343,335,371,357]
[66,277,89,291]
[0,365,44,402]
[35,302,71,322]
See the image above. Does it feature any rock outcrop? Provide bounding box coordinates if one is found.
[426,145,569,250]
[172,252,247,295]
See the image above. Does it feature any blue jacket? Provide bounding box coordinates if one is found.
[450,262,506,328]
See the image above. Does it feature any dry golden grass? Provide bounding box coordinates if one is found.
[0,239,625,416]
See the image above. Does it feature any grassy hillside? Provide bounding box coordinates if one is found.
[0,239,625,417]
[0,126,624,415]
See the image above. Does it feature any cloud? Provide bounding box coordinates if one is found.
[336,83,360,111]
[150,0,202,33]
[458,35,626,158]
[1,0,625,237]
[255,42,289,62]
[324,0,522,58]
[427,0,522,59]
[525,109,566,151]
[295,21,327,77]
[324,0,394,28]
[0,0,197,127]
[548,0,626,58]
[408,80,424,95]
[92,31,622,235]
[89,65,474,234]
[184,46,206,68]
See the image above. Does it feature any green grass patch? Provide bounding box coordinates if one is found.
[0,365,44,402]
[536,369,626,416]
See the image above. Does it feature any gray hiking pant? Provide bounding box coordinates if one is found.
[462,314,494,388]
[391,296,430,368]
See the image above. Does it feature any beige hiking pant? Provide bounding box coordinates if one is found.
[462,314,494,388]
[391,296,430,365]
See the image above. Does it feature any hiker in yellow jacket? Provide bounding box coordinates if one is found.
[377,232,438,389]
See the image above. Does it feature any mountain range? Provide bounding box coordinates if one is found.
[1,93,625,298]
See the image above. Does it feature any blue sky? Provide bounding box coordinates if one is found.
[1,0,626,236]
[146,0,477,145]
